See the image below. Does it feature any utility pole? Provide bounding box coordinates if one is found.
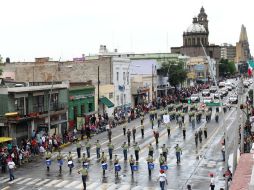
[97,65,100,115]
[201,43,229,190]
[151,64,154,102]
[233,77,243,173]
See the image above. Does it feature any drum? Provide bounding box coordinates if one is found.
[160,165,168,171]
[57,159,63,166]
[115,164,121,172]
[83,162,89,169]
[102,163,108,170]
[148,163,154,170]
[46,159,51,166]
[68,160,74,168]
[132,165,138,171]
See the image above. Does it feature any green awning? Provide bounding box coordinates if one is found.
[100,97,114,108]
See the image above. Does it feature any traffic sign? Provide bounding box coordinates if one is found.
[205,102,221,106]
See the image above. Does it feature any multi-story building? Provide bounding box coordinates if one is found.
[0,80,69,144]
[220,43,236,62]
[171,7,221,63]
[186,56,216,86]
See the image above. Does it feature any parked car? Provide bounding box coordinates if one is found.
[229,95,238,104]
[209,86,217,93]
[202,89,210,97]
[190,94,200,103]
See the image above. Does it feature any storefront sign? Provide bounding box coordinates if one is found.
[69,93,94,100]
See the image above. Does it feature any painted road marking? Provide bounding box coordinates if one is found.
[26,178,41,185]
[65,180,80,188]
[86,182,100,190]
[36,179,51,186]
[54,180,69,187]
[44,179,61,187]
[16,178,32,185]
[7,177,24,184]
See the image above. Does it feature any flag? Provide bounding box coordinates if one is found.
[248,60,254,76]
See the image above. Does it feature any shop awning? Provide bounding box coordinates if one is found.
[0,137,13,143]
[100,97,114,108]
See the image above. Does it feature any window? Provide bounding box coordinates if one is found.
[81,104,85,116]
[109,92,113,99]
[116,72,119,81]
[124,94,126,104]
[127,72,129,85]
[120,94,123,105]
[116,95,119,105]
[73,106,78,122]
[49,93,59,111]
[88,103,93,112]
[123,72,126,82]
[33,95,44,112]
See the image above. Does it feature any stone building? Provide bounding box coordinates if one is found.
[220,43,236,62]
[171,7,221,62]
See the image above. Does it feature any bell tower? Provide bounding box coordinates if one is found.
[198,6,209,34]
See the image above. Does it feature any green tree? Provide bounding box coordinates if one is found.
[160,60,187,89]
[219,59,236,77]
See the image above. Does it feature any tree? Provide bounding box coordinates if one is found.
[160,60,187,89]
[219,59,236,77]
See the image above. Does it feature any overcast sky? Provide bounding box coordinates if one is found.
[0,0,252,61]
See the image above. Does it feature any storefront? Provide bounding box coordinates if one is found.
[68,85,95,129]
[132,87,150,106]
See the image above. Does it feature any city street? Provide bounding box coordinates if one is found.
[0,89,240,190]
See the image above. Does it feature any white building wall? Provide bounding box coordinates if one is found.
[112,57,131,109]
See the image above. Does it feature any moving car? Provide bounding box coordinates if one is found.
[190,94,200,103]
[229,95,238,104]
[221,88,228,97]
[202,89,210,97]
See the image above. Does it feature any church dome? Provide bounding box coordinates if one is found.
[186,23,206,33]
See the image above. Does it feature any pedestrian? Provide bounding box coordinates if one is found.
[175,144,182,164]
[178,115,183,128]
[161,144,168,162]
[123,125,126,136]
[154,130,159,146]
[108,129,112,142]
[100,152,107,177]
[182,125,186,140]
[134,142,140,161]
[121,142,128,161]
[76,141,82,160]
[7,160,15,181]
[210,173,215,190]
[132,127,136,142]
[85,140,91,158]
[221,145,225,161]
[198,128,203,144]
[159,153,166,167]
[195,131,198,148]
[166,123,170,137]
[113,155,119,177]
[157,170,168,190]
[146,155,154,178]
[148,143,154,157]
[140,124,144,139]
[95,140,101,159]
[56,150,63,173]
[187,184,192,190]
[82,153,89,166]
[127,129,131,146]
[78,167,88,190]
[204,125,208,139]
[107,142,114,160]
[129,155,135,177]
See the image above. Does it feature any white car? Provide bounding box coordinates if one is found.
[203,96,214,103]
[243,80,250,88]
[202,89,210,96]
[190,94,200,103]
[214,91,223,99]
[229,95,238,104]
[225,85,232,91]
[219,81,226,88]
[248,79,253,84]
[209,86,217,93]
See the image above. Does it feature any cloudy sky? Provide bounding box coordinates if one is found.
[0,0,252,61]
